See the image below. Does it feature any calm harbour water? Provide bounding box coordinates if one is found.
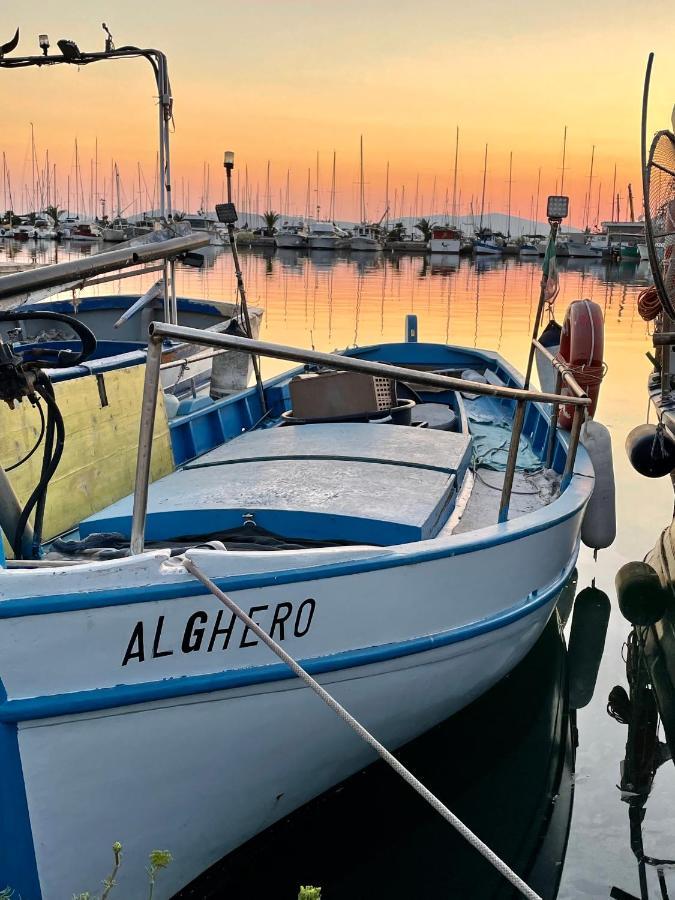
[3,239,673,898]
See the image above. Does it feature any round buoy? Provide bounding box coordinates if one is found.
[625,423,675,478]
[567,585,611,710]
[615,561,667,626]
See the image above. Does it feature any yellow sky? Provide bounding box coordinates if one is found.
[1,1,674,226]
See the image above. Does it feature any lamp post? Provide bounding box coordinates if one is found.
[221,151,266,412]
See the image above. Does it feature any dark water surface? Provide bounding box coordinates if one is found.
[3,240,672,898]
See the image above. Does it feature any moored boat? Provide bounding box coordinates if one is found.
[275,220,309,249]
[429,225,461,254]
[0,211,607,897]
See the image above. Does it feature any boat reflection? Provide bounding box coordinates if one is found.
[177,612,576,899]
[610,537,675,900]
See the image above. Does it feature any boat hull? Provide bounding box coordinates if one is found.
[429,238,460,254]
[474,242,501,255]
[275,234,308,249]
[0,507,583,898]
[308,235,341,250]
[349,237,381,251]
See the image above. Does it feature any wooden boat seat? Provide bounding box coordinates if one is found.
[81,423,472,546]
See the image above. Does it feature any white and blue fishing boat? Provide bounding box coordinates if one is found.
[0,217,612,898]
[0,30,613,900]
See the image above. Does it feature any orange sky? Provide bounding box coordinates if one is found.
[1,2,674,228]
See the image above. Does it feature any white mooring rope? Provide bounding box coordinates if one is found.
[182,557,542,900]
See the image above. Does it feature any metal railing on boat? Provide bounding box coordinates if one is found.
[130,324,591,554]
[0,233,209,303]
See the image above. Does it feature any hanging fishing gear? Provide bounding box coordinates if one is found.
[641,53,675,321]
[0,310,96,559]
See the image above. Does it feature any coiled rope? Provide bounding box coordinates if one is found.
[638,284,662,322]
[183,556,543,900]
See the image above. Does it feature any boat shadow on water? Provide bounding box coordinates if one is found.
[177,611,576,899]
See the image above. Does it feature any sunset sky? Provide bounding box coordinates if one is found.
[1,1,674,229]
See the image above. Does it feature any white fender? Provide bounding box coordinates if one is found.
[580,420,616,550]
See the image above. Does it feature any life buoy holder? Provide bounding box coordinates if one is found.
[556,299,605,430]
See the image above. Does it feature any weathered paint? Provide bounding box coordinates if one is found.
[0,365,173,554]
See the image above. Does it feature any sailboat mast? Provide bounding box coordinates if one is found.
[360,135,365,224]
[584,145,595,230]
[507,151,512,238]
[560,125,567,195]
[115,163,121,220]
[628,183,635,222]
[330,151,336,220]
[315,151,320,219]
[384,160,389,231]
[611,164,617,220]
[450,126,459,227]
[479,143,488,231]
[30,123,36,213]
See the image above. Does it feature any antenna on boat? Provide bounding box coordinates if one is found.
[523,195,569,389]
[216,151,267,414]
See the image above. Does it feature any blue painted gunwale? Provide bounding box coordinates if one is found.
[0,551,576,724]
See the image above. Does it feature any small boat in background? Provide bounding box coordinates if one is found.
[307,219,346,250]
[349,223,382,251]
[474,230,503,255]
[69,222,101,242]
[429,225,461,254]
[275,220,309,249]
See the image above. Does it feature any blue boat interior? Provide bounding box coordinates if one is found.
[69,340,569,555]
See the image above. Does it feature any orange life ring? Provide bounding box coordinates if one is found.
[557,299,605,430]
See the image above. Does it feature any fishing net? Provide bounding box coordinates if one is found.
[645,129,675,317]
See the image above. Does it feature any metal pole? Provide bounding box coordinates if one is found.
[561,404,585,492]
[149,322,592,409]
[524,219,559,389]
[224,162,267,413]
[546,371,563,469]
[130,337,163,555]
[498,400,526,523]
[170,257,178,324]
[0,233,208,301]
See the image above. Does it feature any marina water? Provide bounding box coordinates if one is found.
[2,239,672,898]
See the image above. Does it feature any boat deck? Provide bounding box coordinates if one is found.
[81,423,473,547]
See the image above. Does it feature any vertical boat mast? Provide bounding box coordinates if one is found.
[560,125,567,195]
[611,163,617,220]
[451,125,459,226]
[507,151,512,238]
[360,135,365,224]
[627,183,635,222]
[384,159,389,231]
[479,143,488,231]
[585,145,595,230]
[330,151,336,221]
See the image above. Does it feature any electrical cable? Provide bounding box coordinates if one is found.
[4,399,44,471]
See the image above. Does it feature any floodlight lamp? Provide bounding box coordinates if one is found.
[38,34,49,56]
[224,150,235,170]
[547,195,569,220]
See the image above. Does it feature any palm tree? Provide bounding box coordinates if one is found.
[262,210,280,236]
[386,222,406,242]
[44,205,64,226]
[415,218,435,242]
